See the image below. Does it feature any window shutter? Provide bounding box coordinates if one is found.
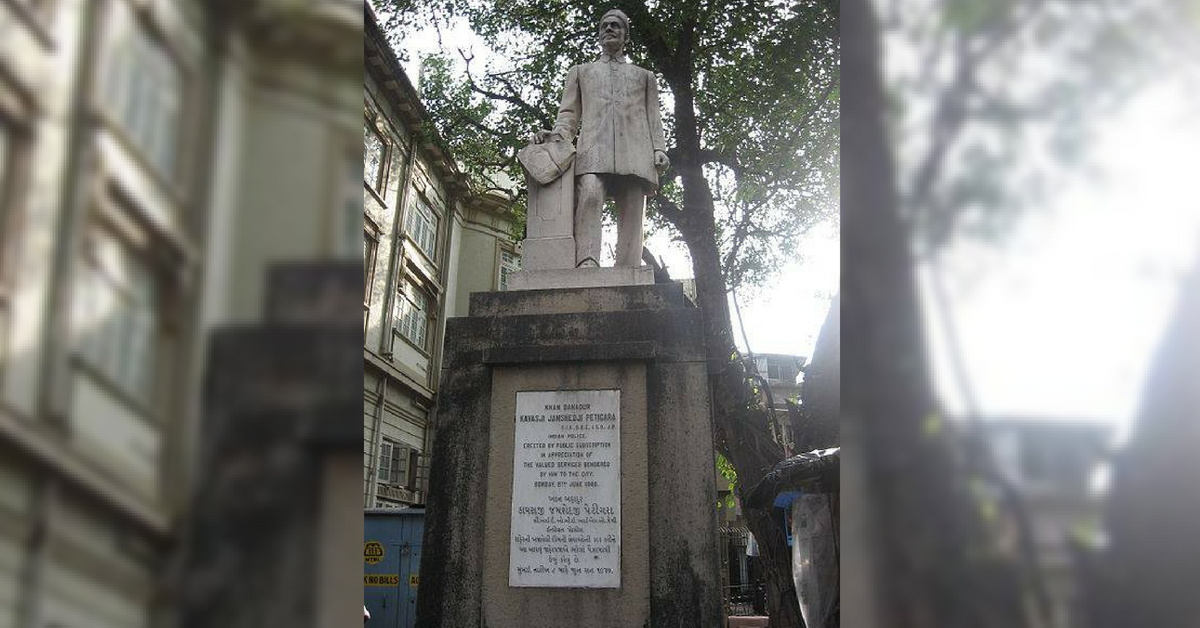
[392,445,406,487]
[406,449,419,492]
[414,452,432,499]
[378,440,393,484]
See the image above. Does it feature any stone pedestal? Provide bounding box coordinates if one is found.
[522,166,576,271]
[509,265,654,291]
[416,283,723,627]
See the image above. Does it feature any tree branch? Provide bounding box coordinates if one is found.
[794,78,838,134]
[617,0,676,77]
[697,148,739,171]
[721,189,779,274]
[651,194,684,227]
[452,113,510,140]
[458,49,554,129]
[906,1,1041,245]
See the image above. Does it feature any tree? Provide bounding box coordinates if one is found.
[883,0,1178,254]
[386,0,839,624]
[843,0,1195,625]
[842,2,1032,626]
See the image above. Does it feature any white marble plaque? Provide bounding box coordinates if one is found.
[509,390,620,588]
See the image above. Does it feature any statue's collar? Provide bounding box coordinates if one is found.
[597,52,627,63]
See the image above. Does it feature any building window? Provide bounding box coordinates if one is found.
[364,229,378,298]
[770,359,799,384]
[378,438,407,486]
[0,114,27,221]
[0,121,15,299]
[393,282,429,351]
[18,0,54,13]
[0,124,9,201]
[340,153,364,258]
[753,356,800,384]
[12,0,55,26]
[73,227,159,406]
[104,22,182,180]
[364,121,387,192]
[406,449,421,492]
[498,249,520,290]
[364,232,377,331]
[404,195,438,259]
[0,121,16,234]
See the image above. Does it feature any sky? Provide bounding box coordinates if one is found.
[923,80,1200,435]
[640,222,839,359]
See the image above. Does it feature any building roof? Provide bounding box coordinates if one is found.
[364,3,471,199]
[979,417,1113,453]
[980,416,1112,434]
[752,352,808,363]
[743,447,840,509]
[365,4,519,221]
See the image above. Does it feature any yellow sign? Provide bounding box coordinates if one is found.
[364,574,400,587]
[364,541,384,565]
[408,574,420,587]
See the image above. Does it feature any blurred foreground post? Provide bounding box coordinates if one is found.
[0,0,362,625]
[841,0,1032,626]
[1088,235,1200,626]
[176,263,362,627]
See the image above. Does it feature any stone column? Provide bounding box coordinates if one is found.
[521,163,576,271]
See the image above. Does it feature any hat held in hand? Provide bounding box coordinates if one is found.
[518,138,576,186]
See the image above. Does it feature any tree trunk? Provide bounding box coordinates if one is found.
[656,34,806,628]
[673,150,805,628]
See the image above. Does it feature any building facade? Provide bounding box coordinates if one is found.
[363,7,520,509]
[983,418,1111,628]
[0,0,360,625]
[751,352,805,455]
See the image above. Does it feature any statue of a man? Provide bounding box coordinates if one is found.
[533,9,670,268]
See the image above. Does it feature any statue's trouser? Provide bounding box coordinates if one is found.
[576,173,646,268]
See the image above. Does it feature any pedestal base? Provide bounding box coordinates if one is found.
[416,283,723,628]
[520,235,576,271]
[508,265,654,291]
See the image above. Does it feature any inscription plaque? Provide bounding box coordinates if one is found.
[509,390,620,588]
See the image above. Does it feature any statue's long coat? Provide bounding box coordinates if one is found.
[552,54,667,191]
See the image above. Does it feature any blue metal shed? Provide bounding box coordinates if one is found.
[364,508,425,628]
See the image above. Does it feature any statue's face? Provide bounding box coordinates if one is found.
[598,16,625,53]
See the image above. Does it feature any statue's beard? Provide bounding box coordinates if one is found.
[601,36,622,54]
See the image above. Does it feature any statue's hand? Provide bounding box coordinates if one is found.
[532,129,561,144]
[654,150,670,175]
